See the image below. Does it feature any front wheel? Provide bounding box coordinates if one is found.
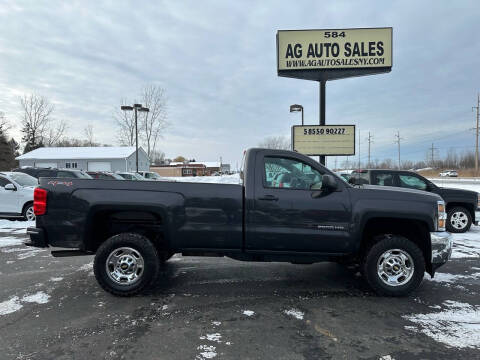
[446,206,472,233]
[362,235,425,297]
[93,233,161,296]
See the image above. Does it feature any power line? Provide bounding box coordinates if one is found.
[429,143,438,166]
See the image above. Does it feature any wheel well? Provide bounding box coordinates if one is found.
[361,218,431,270]
[446,202,474,219]
[22,201,33,214]
[86,210,168,254]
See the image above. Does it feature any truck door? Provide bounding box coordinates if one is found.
[246,153,352,253]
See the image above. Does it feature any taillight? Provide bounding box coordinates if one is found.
[34,188,47,216]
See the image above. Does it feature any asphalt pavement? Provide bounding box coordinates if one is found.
[1,223,479,360]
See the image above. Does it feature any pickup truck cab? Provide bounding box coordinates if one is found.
[349,169,479,233]
[26,148,452,297]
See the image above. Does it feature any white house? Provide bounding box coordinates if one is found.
[16,146,150,172]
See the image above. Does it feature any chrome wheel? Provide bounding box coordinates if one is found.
[106,247,144,285]
[450,211,468,230]
[377,249,414,287]
[25,206,35,221]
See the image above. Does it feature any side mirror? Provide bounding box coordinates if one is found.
[321,174,338,191]
[311,175,338,198]
[4,183,16,191]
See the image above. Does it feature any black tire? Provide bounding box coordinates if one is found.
[94,233,160,296]
[446,206,472,233]
[22,202,35,221]
[362,235,425,297]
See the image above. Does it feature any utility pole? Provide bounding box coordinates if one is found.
[429,143,438,167]
[366,132,373,167]
[473,94,480,176]
[394,131,403,169]
[358,129,361,169]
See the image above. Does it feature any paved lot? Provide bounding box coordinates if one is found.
[1,221,479,360]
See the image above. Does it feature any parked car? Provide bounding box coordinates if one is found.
[13,167,92,179]
[87,171,125,180]
[439,170,458,177]
[0,172,38,221]
[116,172,146,181]
[335,171,352,182]
[27,148,452,297]
[349,169,479,233]
[137,171,168,181]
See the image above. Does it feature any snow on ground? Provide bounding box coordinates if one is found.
[450,225,480,259]
[284,308,304,320]
[0,220,35,230]
[0,237,24,248]
[429,178,480,193]
[242,310,254,317]
[0,291,51,317]
[404,300,480,349]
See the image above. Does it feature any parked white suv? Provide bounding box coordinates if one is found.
[138,171,169,181]
[0,172,38,221]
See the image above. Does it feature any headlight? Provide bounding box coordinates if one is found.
[437,200,446,231]
[477,193,480,209]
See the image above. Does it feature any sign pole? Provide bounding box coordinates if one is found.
[319,80,326,165]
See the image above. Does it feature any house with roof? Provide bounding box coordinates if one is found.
[15,146,150,172]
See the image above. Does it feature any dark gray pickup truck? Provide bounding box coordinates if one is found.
[27,148,452,297]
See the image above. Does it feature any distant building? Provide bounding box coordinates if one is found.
[16,146,150,172]
[151,161,231,177]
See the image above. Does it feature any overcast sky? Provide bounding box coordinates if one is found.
[1,0,479,168]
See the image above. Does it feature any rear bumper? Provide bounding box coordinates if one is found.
[25,227,48,248]
[430,231,452,271]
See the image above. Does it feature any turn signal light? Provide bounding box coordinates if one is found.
[34,188,47,216]
[437,200,446,231]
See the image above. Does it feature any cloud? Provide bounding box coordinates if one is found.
[0,0,479,166]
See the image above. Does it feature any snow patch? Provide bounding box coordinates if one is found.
[0,237,24,248]
[0,297,22,316]
[211,321,221,326]
[170,174,241,185]
[284,308,304,320]
[0,220,35,229]
[196,344,217,359]
[426,272,480,284]
[200,333,222,343]
[50,277,63,282]
[242,310,254,317]
[22,291,50,304]
[79,262,94,271]
[17,249,44,259]
[403,300,480,349]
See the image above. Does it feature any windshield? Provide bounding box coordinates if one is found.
[133,173,146,180]
[147,172,162,180]
[76,171,93,179]
[10,173,38,187]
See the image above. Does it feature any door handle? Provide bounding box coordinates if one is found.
[258,195,279,201]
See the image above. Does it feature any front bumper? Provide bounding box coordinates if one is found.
[475,210,480,225]
[430,231,452,271]
[25,227,48,248]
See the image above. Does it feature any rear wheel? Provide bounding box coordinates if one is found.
[22,203,35,221]
[362,235,425,296]
[446,206,471,233]
[94,233,160,296]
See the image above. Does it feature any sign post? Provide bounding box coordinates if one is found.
[277,27,392,164]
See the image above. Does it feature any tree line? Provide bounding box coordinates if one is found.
[0,85,168,171]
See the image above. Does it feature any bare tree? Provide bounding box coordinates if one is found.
[114,99,136,146]
[44,119,67,146]
[20,94,55,149]
[0,111,12,136]
[84,124,95,146]
[258,136,291,150]
[139,85,168,158]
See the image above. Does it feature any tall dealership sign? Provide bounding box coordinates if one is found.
[277,28,392,163]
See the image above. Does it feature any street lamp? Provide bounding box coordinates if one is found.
[121,103,150,173]
[290,104,304,125]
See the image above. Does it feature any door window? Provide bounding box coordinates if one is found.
[0,177,10,188]
[264,157,323,190]
[373,172,395,186]
[399,175,428,190]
